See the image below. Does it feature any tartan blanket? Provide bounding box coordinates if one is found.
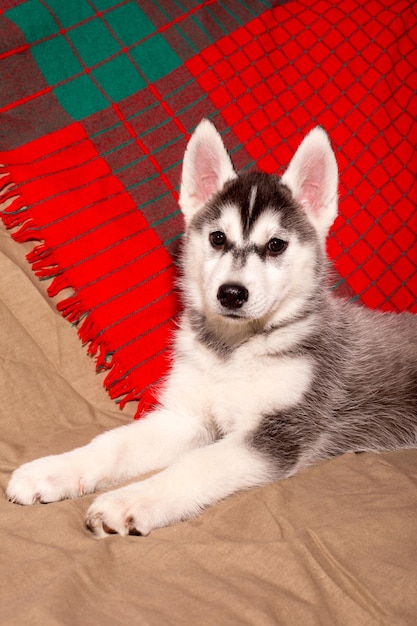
[1,0,416,417]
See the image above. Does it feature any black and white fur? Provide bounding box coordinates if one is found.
[7,120,417,537]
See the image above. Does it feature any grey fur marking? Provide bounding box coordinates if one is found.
[251,298,417,475]
[190,171,316,242]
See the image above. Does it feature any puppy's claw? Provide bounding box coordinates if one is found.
[103,522,118,535]
[85,513,109,539]
[126,517,143,536]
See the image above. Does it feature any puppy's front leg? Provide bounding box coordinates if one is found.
[7,409,211,506]
[86,434,274,537]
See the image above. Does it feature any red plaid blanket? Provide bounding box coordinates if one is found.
[1,0,416,416]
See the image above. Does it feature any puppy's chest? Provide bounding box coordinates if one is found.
[194,346,313,434]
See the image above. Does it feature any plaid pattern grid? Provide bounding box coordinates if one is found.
[1,0,416,415]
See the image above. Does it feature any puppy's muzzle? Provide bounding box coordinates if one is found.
[217,283,249,310]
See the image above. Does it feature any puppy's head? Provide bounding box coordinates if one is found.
[178,120,338,327]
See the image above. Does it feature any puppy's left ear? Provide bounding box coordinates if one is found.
[281,127,338,238]
[179,119,237,225]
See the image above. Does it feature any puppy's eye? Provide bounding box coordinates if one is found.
[209,231,226,248]
[267,238,288,255]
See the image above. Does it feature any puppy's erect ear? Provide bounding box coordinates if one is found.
[281,127,338,238]
[179,119,237,224]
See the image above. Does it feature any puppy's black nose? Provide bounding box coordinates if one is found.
[217,284,249,310]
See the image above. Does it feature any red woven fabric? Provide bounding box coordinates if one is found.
[1,122,179,412]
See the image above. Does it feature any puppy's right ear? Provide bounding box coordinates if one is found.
[179,119,237,225]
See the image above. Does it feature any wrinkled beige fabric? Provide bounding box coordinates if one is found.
[1,222,417,625]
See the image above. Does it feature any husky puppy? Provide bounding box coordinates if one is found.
[7,120,417,537]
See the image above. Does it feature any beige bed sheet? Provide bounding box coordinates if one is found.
[1,224,417,625]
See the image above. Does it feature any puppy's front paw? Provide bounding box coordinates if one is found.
[7,453,89,505]
[85,481,187,538]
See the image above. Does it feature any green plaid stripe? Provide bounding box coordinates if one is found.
[6,0,272,120]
